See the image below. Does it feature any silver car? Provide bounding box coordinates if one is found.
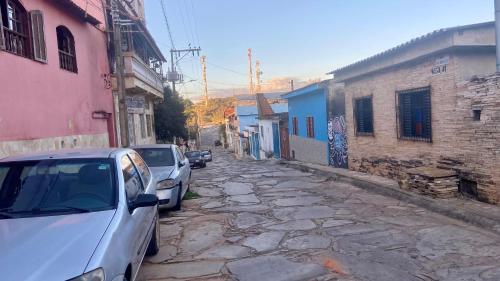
[133,144,191,211]
[0,148,160,281]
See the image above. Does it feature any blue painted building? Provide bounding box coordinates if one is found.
[282,82,330,165]
[236,106,258,133]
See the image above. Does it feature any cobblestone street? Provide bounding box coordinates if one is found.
[137,149,500,281]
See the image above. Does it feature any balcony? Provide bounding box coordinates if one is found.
[114,52,164,99]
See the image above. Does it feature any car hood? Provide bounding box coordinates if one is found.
[150,166,175,181]
[0,210,116,281]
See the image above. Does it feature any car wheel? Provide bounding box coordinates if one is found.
[172,184,183,211]
[146,210,160,256]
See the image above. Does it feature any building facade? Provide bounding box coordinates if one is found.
[0,0,115,158]
[256,93,288,159]
[283,82,329,165]
[331,22,500,203]
[107,0,166,146]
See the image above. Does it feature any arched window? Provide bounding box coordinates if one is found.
[57,26,77,73]
[0,0,29,57]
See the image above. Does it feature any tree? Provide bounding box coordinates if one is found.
[154,87,188,143]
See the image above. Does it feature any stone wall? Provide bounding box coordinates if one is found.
[0,133,110,158]
[289,135,328,166]
[343,51,500,204]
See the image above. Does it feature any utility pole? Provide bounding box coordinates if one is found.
[248,48,254,95]
[290,79,294,91]
[167,47,201,93]
[111,0,129,147]
[201,55,209,107]
[255,60,262,93]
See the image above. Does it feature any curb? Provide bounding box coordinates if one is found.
[283,161,500,235]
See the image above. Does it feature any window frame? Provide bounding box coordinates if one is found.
[395,86,432,143]
[56,25,78,73]
[353,95,374,136]
[306,116,315,138]
[146,114,152,137]
[292,117,298,136]
[139,114,146,139]
[1,0,31,58]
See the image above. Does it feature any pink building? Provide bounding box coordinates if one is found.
[0,0,115,157]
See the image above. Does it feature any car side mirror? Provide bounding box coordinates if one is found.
[178,161,185,168]
[130,194,158,211]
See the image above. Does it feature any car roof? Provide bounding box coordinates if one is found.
[131,144,174,149]
[0,148,130,162]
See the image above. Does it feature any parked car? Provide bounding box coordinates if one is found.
[214,140,222,146]
[133,144,191,211]
[0,148,160,281]
[185,151,206,168]
[201,150,212,162]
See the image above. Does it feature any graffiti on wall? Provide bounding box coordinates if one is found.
[328,116,348,168]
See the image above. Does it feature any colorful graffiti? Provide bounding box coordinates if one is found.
[328,116,348,168]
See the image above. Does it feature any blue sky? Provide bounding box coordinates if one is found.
[145,0,494,100]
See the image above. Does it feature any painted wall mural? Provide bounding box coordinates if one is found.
[328,116,348,168]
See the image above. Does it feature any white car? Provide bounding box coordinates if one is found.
[133,144,191,211]
[0,148,159,281]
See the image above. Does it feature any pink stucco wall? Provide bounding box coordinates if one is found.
[71,0,106,25]
[0,0,114,142]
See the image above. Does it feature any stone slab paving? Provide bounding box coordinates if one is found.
[137,147,500,281]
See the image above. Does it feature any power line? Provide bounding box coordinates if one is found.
[206,61,247,76]
[159,0,175,49]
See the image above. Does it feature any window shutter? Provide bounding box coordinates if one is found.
[30,10,47,62]
[0,6,5,50]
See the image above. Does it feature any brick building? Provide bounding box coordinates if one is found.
[330,22,500,203]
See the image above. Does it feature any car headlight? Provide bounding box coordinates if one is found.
[68,268,104,281]
[157,179,176,190]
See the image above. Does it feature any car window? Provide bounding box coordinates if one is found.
[175,147,185,161]
[129,152,151,187]
[186,151,201,157]
[0,158,116,218]
[135,148,175,167]
[121,155,144,203]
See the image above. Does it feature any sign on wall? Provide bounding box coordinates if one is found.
[126,96,145,114]
[432,55,449,75]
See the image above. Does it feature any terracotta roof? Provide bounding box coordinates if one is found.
[256,93,275,118]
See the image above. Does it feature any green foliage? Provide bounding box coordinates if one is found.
[200,97,235,124]
[154,87,188,143]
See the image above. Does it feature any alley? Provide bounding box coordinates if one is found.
[137,149,500,281]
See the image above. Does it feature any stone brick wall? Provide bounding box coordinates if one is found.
[289,135,328,166]
[343,51,500,204]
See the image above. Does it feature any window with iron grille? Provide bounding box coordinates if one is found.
[292,117,298,135]
[57,26,77,73]
[306,117,314,138]
[0,0,30,58]
[396,87,432,142]
[354,96,373,135]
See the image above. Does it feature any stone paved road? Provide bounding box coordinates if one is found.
[137,149,500,281]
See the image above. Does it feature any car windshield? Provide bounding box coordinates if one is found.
[0,158,116,219]
[186,151,201,157]
[201,151,210,156]
[135,148,175,167]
